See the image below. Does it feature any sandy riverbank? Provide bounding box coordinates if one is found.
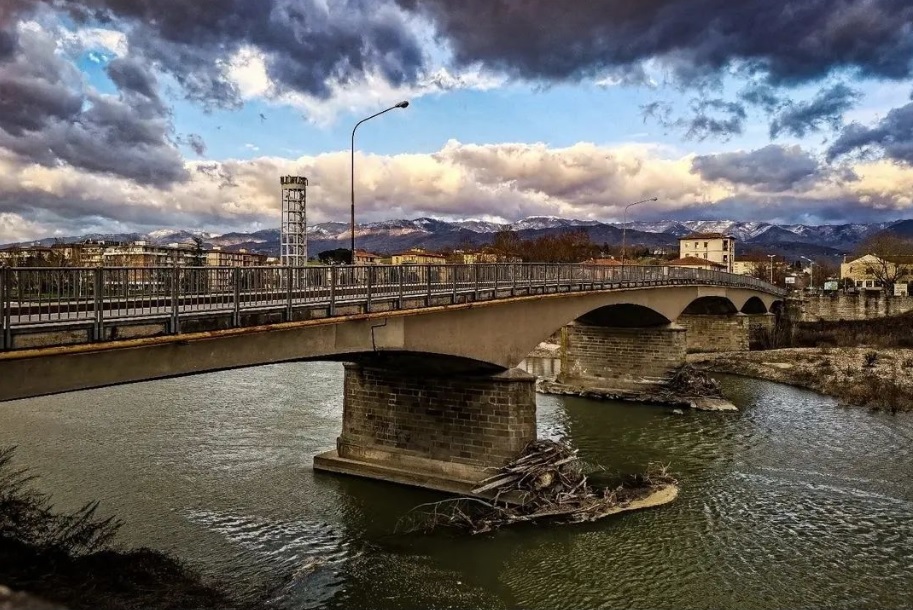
[689,348,913,413]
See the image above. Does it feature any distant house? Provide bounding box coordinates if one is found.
[667,256,727,271]
[353,249,382,265]
[391,248,447,265]
[840,253,913,291]
[679,233,735,272]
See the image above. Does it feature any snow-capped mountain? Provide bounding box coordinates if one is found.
[4,217,904,260]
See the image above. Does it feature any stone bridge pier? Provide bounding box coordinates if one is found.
[558,305,687,387]
[677,296,770,353]
[314,357,537,494]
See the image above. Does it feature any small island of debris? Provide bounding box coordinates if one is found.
[399,440,678,535]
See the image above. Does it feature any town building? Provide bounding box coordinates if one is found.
[679,233,735,272]
[353,250,382,265]
[390,249,447,265]
[454,251,499,264]
[584,257,623,266]
[840,254,913,291]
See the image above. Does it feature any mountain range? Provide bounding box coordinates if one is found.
[8,217,913,261]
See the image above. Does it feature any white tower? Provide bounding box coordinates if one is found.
[280,175,308,269]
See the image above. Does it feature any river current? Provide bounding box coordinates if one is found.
[2,362,912,609]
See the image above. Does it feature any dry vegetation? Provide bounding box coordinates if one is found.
[690,347,913,413]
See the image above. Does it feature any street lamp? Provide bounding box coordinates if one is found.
[350,100,409,262]
[801,256,815,290]
[766,254,776,284]
[622,197,658,264]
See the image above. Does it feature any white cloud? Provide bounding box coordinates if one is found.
[223,46,504,125]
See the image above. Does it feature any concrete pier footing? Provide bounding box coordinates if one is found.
[314,364,537,493]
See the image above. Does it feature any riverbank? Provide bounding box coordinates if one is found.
[689,347,913,413]
[0,447,238,610]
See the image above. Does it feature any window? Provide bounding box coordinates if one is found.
[703,242,708,248]
[723,240,728,248]
[723,255,728,261]
[694,242,698,247]
[703,253,708,258]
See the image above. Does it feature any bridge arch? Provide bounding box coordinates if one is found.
[680,296,739,316]
[575,303,672,327]
[740,296,769,314]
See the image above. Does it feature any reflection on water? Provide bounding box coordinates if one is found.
[3,362,913,609]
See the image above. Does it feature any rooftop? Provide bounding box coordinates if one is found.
[680,232,735,240]
[667,256,727,268]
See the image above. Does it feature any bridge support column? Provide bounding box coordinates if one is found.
[677,313,750,353]
[559,322,687,387]
[314,364,537,494]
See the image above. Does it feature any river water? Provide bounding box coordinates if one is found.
[2,361,913,609]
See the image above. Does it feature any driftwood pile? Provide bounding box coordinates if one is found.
[667,364,722,397]
[399,440,676,535]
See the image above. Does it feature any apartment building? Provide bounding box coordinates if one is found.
[679,233,736,272]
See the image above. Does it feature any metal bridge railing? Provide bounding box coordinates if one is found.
[0,264,785,350]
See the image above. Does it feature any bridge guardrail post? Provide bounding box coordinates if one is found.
[366,266,373,313]
[1,267,9,350]
[170,260,180,334]
[285,266,294,321]
[233,267,241,327]
[426,265,433,305]
[330,266,337,316]
[93,267,104,341]
[398,266,404,309]
[494,264,499,295]
[473,264,479,299]
[452,265,457,303]
[510,264,516,296]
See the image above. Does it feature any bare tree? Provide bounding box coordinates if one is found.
[854,234,913,293]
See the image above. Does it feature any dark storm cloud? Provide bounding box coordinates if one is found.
[828,102,913,163]
[739,83,783,113]
[692,145,824,191]
[0,28,186,186]
[398,0,913,85]
[769,84,861,138]
[643,98,746,141]
[186,134,206,157]
[49,0,425,107]
[106,56,160,102]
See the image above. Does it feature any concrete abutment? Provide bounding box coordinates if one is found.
[313,363,537,494]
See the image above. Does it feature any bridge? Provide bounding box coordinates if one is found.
[0,263,784,493]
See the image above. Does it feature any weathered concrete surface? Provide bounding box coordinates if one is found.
[0,284,782,402]
[315,366,537,493]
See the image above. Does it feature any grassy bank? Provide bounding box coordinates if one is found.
[690,348,913,413]
[0,447,238,610]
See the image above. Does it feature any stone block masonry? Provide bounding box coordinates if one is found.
[795,293,913,322]
[315,363,537,491]
[677,314,749,353]
[560,322,687,385]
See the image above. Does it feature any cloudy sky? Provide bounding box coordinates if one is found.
[2,0,913,242]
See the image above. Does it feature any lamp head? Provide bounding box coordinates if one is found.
[395,100,410,109]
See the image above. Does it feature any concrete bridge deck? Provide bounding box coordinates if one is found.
[0,263,785,494]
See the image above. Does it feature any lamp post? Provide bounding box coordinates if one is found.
[621,197,658,264]
[801,256,815,290]
[767,254,776,284]
[350,100,409,262]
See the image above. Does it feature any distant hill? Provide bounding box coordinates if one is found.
[4,217,907,262]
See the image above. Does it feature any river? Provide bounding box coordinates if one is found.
[2,361,912,609]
